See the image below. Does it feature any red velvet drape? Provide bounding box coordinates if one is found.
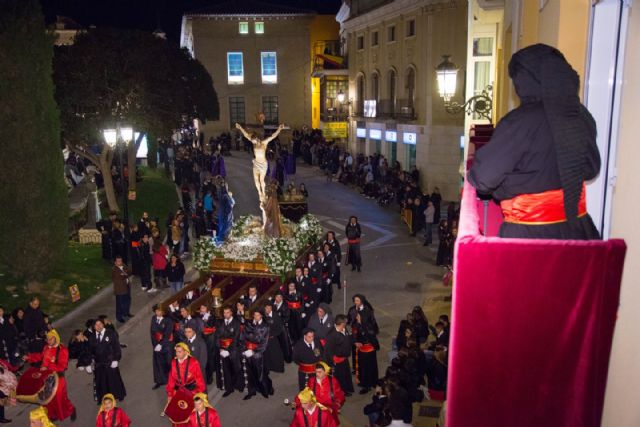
[447,181,626,427]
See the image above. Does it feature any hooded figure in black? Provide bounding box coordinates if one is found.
[468,44,601,240]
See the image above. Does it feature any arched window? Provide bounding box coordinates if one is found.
[406,66,416,110]
[357,74,366,115]
[388,69,397,115]
[371,72,380,104]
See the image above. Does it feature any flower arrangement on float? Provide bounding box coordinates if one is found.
[193,213,323,278]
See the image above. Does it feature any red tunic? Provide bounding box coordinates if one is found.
[290,406,337,427]
[33,345,75,421]
[166,357,206,427]
[188,408,222,427]
[166,357,206,398]
[306,376,345,425]
[96,407,132,427]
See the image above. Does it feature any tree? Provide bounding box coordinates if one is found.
[0,0,68,279]
[54,28,219,211]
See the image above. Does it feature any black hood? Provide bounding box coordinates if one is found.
[508,43,580,103]
[508,44,598,222]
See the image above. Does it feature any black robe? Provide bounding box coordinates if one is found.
[214,317,242,392]
[284,291,305,342]
[273,301,293,363]
[89,328,126,401]
[241,320,272,396]
[345,223,362,267]
[292,337,323,391]
[323,328,354,393]
[201,312,218,385]
[263,313,285,373]
[352,323,379,389]
[150,315,174,385]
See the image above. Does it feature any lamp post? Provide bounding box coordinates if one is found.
[435,55,493,122]
[103,126,133,226]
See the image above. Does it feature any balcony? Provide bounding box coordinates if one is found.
[353,98,417,121]
[312,39,348,77]
[320,109,349,122]
[447,177,626,427]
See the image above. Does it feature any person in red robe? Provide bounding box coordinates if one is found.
[305,362,345,425]
[95,393,131,427]
[27,330,76,421]
[188,392,221,427]
[290,387,337,427]
[166,342,206,427]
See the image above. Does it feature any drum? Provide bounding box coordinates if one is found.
[164,388,195,424]
[16,367,59,405]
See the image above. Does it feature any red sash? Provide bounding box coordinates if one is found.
[311,278,318,285]
[359,344,375,353]
[154,332,164,342]
[320,339,326,347]
[348,239,360,244]
[287,301,302,309]
[500,183,587,225]
[332,356,346,364]
[219,338,233,349]
[203,326,216,335]
[245,341,258,351]
[298,363,316,374]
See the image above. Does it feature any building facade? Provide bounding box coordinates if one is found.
[181,1,318,136]
[339,0,468,201]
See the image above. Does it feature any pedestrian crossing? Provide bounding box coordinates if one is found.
[314,214,401,251]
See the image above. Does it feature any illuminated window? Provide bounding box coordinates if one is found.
[239,22,248,34]
[255,22,264,34]
[227,52,244,84]
[261,52,277,84]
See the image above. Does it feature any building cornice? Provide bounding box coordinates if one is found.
[343,0,458,32]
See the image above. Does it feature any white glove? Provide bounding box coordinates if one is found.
[337,262,341,267]
[317,288,322,293]
[86,365,93,374]
[301,313,307,319]
[154,344,162,352]
[326,279,331,284]
[220,350,230,358]
[110,361,119,369]
[304,303,310,308]
[243,350,254,358]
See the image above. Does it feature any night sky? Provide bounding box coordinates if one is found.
[40,0,343,43]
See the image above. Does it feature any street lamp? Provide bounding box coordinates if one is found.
[103,126,133,227]
[337,89,346,104]
[436,55,493,122]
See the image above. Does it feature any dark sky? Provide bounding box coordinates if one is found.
[40,0,342,43]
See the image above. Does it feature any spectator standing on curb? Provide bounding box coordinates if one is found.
[165,255,186,293]
[423,201,435,246]
[152,240,169,291]
[112,256,132,324]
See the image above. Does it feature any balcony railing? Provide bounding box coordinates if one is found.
[320,110,349,122]
[353,98,417,121]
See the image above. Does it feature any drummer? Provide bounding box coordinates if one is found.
[96,393,131,427]
[187,393,221,427]
[26,330,76,422]
[166,343,206,427]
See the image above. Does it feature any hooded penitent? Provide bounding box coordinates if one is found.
[509,44,597,222]
[468,43,601,239]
